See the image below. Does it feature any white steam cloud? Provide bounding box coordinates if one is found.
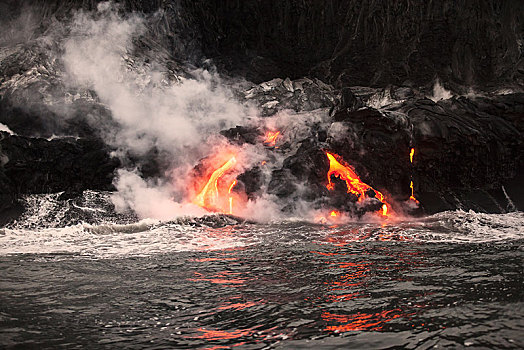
[0,123,14,135]
[61,3,260,220]
[429,79,453,102]
[63,4,248,157]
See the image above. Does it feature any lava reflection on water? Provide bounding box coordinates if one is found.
[322,309,407,332]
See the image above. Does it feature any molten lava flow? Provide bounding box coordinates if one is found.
[264,131,280,147]
[409,148,419,204]
[381,204,388,216]
[409,180,419,204]
[194,156,237,212]
[228,180,237,215]
[326,152,385,202]
[325,151,390,217]
[330,210,339,217]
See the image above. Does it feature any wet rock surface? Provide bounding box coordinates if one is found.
[0,132,119,221]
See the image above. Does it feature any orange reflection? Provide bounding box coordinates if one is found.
[310,247,369,303]
[328,260,369,289]
[202,346,231,350]
[194,328,252,340]
[217,301,258,310]
[322,309,407,332]
[322,227,373,246]
[190,257,237,262]
[309,233,428,335]
[325,292,363,302]
[187,271,245,285]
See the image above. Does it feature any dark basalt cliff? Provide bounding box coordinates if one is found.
[2,0,522,88]
[184,0,523,88]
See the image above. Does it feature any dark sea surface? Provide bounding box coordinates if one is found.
[0,194,523,349]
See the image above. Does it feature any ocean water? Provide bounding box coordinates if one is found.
[0,192,523,349]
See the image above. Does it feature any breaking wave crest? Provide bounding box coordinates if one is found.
[0,193,522,258]
[412,210,524,243]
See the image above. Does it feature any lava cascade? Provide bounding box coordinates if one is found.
[325,151,390,216]
[193,156,239,214]
[409,148,419,204]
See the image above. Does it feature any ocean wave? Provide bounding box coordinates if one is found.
[1,192,522,258]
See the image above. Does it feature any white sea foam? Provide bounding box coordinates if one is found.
[1,207,522,259]
[0,221,257,258]
[417,210,524,243]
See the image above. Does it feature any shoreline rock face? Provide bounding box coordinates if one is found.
[335,93,523,214]
[0,1,522,221]
[222,87,523,215]
[0,132,119,223]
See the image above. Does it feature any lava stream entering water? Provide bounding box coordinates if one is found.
[325,151,390,217]
[194,156,238,213]
[409,148,419,204]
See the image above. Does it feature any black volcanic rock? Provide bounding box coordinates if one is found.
[405,96,523,213]
[0,132,119,195]
[325,93,523,213]
[329,107,412,199]
[1,0,523,218]
[259,92,523,215]
[220,126,262,145]
[237,166,264,201]
[266,138,387,217]
[2,0,522,89]
[184,0,523,88]
[243,77,336,116]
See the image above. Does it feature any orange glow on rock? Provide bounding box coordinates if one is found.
[410,148,415,163]
[325,151,391,217]
[326,152,377,201]
[228,180,237,214]
[264,131,280,147]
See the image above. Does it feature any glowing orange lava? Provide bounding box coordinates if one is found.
[409,148,419,204]
[381,204,388,216]
[194,156,237,213]
[264,131,280,147]
[409,180,419,204]
[330,210,339,217]
[325,151,390,217]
